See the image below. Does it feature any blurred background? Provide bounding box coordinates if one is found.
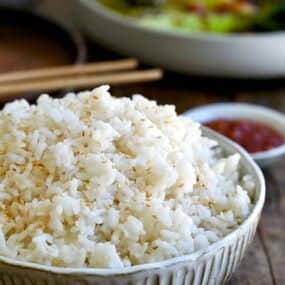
[0,0,285,112]
[0,0,284,284]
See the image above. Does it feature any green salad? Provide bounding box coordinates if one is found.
[97,0,285,33]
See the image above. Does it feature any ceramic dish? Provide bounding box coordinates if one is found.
[0,127,265,285]
[0,7,86,101]
[0,1,35,7]
[0,7,86,70]
[73,0,285,78]
[183,103,285,167]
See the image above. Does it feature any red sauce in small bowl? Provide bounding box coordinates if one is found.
[205,119,284,153]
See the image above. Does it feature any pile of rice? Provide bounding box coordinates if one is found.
[0,86,255,268]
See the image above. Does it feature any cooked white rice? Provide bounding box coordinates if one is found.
[0,86,255,268]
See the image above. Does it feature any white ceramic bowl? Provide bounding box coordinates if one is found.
[73,0,285,78]
[183,103,285,167]
[0,128,265,285]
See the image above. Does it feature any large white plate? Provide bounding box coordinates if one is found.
[74,0,285,78]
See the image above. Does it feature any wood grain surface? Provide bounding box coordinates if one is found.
[27,1,285,284]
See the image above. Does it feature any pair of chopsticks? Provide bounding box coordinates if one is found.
[0,59,163,100]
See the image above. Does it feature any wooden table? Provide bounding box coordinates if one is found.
[34,1,285,284]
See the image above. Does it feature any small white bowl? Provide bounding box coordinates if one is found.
[183,103,285,167]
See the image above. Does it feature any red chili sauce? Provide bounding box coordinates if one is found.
[205,119,284,153]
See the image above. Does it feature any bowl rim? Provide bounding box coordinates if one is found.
[0,127,265,276]
[183,102,285,162]
[0,6,87,65]
[80,0,285,42]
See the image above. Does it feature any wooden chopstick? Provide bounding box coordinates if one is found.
[0,69,163,100]
[0,58,139,84]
